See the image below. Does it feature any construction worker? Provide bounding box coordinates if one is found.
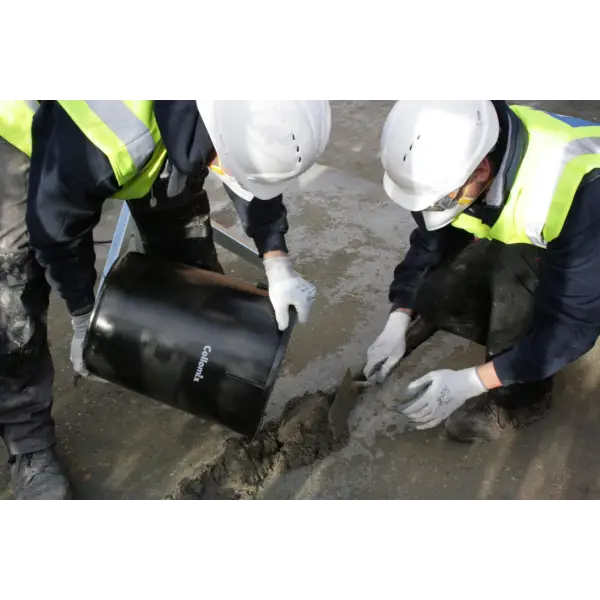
[0,101,70,499]
[365,100,600,442]
[20,100,331,499]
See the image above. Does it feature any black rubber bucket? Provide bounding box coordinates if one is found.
[82,252,295,437]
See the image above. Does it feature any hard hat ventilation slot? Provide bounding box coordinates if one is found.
[292,133,302,162]
[403,134,421,162]
[295,140,301,162]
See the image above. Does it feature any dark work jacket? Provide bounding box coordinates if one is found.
[389,100,600,385]
[26,100,289,317]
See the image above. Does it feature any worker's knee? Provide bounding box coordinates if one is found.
[417,240,491,320]
[130,184,223,273]
[0,314,49,381]
[489,243,542,299]
[0,252,50,380]
[414,252,491,345]
[169,232,224,273]
[415,265,471,325]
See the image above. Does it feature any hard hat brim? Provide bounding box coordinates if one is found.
[383,173,445,212]
[239,178,290,201]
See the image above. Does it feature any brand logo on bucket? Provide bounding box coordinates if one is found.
[193,346,212,382]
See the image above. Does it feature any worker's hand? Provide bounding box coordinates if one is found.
[264,256,316,331]
[364,311,411,382]
[400,367,487,430]
[70,312,92,377]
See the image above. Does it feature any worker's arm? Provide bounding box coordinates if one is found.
[154,100,290,257]
[389,211,473,312]
[223,186,289,257]
[398,179,600,430]
[153,100,215,174]
[26,101,118,317]
[365,213,473,380]
[154,100,308,330]
[490,176,600,386]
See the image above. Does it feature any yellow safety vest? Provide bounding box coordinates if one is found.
[0,100,39,156]
[58,101,168,201]
[452,105,600,248]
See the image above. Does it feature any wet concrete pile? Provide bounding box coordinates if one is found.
[170,388,354,500]
[169,318,438,500]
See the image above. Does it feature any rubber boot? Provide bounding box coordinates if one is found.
[9,447,72,499]
[445,389,552,443]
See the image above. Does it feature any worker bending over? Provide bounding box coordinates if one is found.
[0,101,65,499]
[365,100,600,442]
[19,100,330,499]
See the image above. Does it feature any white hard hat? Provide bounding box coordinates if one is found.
[380,100,500,212]
[197,100,332,200]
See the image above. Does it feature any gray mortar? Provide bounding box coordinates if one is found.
[169,387,354,500]
[169,317,436,500]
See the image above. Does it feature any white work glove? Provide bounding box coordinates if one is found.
[70,312,92,377]
[400,367,487,430]
[264,256,316,331]
[364,311,411,382]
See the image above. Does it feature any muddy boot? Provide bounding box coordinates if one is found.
[9,447,72,500]
[445,391,552,443]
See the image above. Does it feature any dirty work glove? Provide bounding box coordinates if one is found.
[400,367,487,430]
[364,311,411,382]
[264,256,316,331]
[70,312,92,377]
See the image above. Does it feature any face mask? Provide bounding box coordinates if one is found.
[422,180,491,231]
[422,198,476,230]
[208,155,254,201]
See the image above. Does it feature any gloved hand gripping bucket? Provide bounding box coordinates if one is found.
[82,252,295,437]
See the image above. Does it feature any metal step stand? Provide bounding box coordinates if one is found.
[97,202,265,301]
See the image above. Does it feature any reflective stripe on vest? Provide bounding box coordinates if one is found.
[58,101,167,200]
[0,100,39,156]
[451,105,600,248]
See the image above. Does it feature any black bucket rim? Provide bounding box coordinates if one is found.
[254,308,297,426]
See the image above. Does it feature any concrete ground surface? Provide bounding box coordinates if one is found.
[2,100,600,500]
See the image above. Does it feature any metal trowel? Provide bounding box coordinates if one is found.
[327,366,380,439]
[328,368,361,438]
[327,317,438,435]
[326,362,410,438]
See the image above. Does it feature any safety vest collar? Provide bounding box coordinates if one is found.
[451,105,600,248]
[463,102,529,227]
